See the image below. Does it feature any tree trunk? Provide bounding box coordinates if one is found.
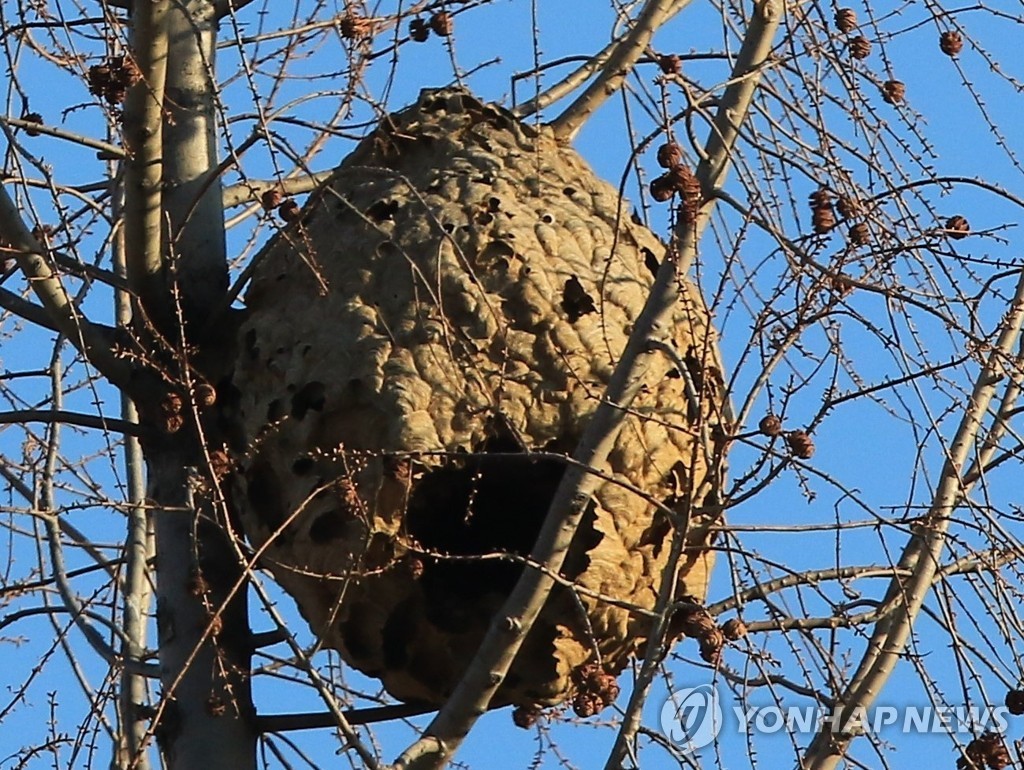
[135,1,255,765]
[150,445,256,768]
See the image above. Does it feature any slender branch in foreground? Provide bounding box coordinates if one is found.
[390,9,782,768]
[0,409,146,437]
[676,0,782,260]
[0,184,127,383]
[390,231,683,770]
[550,0,692,142]
[221,170,333,208]
[115,323,154,768]
[256,703,436,733]
[0,285,62,331]
[0,116,127,158]
[39,353,159,678]
[802,267,1024,770]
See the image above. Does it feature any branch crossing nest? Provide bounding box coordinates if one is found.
[231,88,728,714]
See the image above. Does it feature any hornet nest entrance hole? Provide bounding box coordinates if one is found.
[403,430,603,634]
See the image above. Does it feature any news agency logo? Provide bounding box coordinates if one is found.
[659,684,724,753]
[660,685,1012,752]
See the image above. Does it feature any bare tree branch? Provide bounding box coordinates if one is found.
[0,183,127,384]
[802,267,1024,769]
[0,409,146,436]
[122,0,170,322]
[550,0,691,142]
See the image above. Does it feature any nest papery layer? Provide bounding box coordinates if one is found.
[232,89,727,711]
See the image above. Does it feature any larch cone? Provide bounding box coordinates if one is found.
[231,88,728,714]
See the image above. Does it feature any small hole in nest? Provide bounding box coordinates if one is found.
[247,459,287,533]
[367,199,399,222]
[563,187,577,197]
[562,276,596,322]
[292,457,315,475]
[266,398,285,422]
[309,508,352,544]
[642,247,660,278]
[244,329,259,360]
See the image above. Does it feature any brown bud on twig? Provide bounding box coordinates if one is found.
[721,618,748,641]
[669,165,702,227]
[1004,689,1024,716]
[570,663,620,717]
[673,605,717,638]
[88,55,140,106]
[194,383,217,408]
[786,430,815,459]
[658,54,682,75]
[848,35,871,60]
[809,188,836,234]
[656,141,683,169]
[429,11,453,37]
[699,629,725,664]
[836,194,861,220]
[834,8,857,33]
[939,31,963,57]
[812,207,836,234]
[959,732,1010,770]
[758,414,783,437]
[649,174,676,203]
[830,273,854,297]
[945,215,970,240]
[260,189,283,210]
[209,449,232,481]
[848,222,870,246]
[512,705,541,729]
[881,80,905,104]
[278,199,301,223]
[339,13,373,40]
[22,113,43,136]
[409,18,430,42]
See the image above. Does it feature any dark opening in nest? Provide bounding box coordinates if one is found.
[405,433,603,637]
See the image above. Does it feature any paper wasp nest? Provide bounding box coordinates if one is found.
[232,89,727,713]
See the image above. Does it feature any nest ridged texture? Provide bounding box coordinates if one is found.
[233,89,727,712]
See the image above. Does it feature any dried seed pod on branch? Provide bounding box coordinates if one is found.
[231,89,728,713]
[940,31,964,57]
[809,188,836,234]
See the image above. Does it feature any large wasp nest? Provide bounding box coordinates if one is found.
[232,89,727,713]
